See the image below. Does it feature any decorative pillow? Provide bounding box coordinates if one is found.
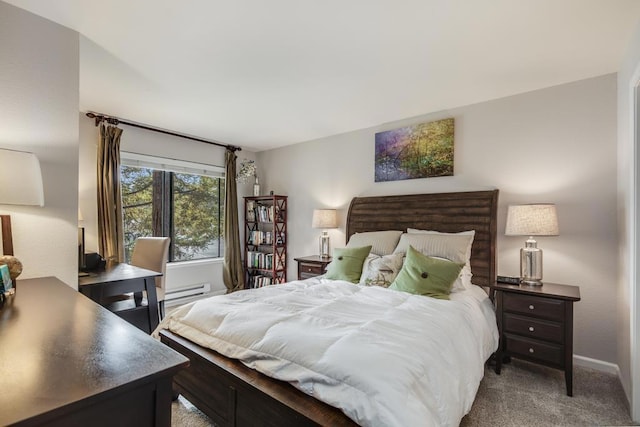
[389,246,464,299]
[429,257,472,293]
[325,245,372,283]
[406,229,475,290]
[359,252,404,288]
[346,230,403,256]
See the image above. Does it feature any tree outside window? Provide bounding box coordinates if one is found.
[121,165,225,263]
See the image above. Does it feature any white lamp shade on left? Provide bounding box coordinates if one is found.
[0,149,44,207]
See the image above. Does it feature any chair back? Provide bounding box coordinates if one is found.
[130,237,170,301]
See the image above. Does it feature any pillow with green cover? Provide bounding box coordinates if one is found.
[389,245,464,299]
[325,245,372,283]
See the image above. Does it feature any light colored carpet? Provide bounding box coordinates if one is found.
[171,360,634,426]
[460,359,634,427]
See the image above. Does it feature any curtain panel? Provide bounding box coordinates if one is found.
[97,123,125,263]
[223,149,244,292]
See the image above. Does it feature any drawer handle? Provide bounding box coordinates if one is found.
[306,267,313,272]
[529,326,535,332]
[529,304,535,310]
[529,348,535,354]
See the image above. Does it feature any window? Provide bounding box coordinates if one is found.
[120,153,225,263]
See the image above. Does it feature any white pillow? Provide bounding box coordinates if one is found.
[359,253,404,288]
[395,231,475,290]
[393,233,472,265]
[406,228,475,266]
[346,230,403,256]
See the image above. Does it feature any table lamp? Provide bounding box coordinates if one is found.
[0,148,44,294]
[312,209,337,258]
[505,204,559,286]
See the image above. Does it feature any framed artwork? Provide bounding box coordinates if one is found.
[375,118,454,182]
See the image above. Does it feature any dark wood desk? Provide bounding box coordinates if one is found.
[79,262,161,333]
[0,277,189,427]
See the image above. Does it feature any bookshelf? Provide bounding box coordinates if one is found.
[244,195,287,288]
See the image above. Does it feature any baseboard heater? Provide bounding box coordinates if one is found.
[165,283,211,302]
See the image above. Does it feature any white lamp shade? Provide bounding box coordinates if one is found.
[312,209,337,229]
[0,149,44,207]
[505,204,559,236]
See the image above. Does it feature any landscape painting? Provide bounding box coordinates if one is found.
[375,118,454,182]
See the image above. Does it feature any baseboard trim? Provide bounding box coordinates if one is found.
[573,354,620,376]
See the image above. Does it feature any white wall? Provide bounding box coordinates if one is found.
[259,74,618,364]
[0,1,79,287]
[617,18,640,419]
[79,116,256,294]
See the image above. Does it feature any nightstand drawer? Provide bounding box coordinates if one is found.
[504,313,563,343]
[503,293,565,321]
[504,334,563,366]
[299,263,324,275]
[295,256,332,280]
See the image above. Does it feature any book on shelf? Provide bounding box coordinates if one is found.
[248,230,273,246]
[248,274,276,288]
[246,251,276,270]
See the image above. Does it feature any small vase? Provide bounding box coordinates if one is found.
[253,177,260,196]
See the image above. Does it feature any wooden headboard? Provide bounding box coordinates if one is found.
[346,190,499,286]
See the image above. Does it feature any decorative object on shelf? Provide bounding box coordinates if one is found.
[312,209,338,258]
[237,159,257,183]
[237,159,260,196]
[253,177,260,196]
[374,118,454,182]
[505,204,559,286]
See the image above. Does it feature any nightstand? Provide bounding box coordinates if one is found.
[294,255,332,280]
[491,281,581,396]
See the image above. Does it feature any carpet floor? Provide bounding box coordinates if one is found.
[171,359,634,426]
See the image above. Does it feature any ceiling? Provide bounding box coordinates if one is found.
[5,0,640,152]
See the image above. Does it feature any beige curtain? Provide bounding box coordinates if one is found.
[223,149,245,292]
[97,123,125,263]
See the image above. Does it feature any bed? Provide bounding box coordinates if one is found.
[158,189,499,426]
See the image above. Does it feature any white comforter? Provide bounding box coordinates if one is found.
[156,278,498,426]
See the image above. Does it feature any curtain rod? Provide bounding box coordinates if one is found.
[85,112,241,152]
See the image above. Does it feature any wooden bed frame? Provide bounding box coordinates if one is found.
[160,189,499,426]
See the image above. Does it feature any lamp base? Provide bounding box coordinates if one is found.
[319,232,330,258]
[520,237,543,286]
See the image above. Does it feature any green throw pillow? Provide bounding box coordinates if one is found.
[325,245,372,283]
[389,245,464,299]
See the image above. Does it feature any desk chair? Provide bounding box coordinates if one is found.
[131,237,170,319]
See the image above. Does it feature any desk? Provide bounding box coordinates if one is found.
[79,262,161,333]
[0,277,189,427]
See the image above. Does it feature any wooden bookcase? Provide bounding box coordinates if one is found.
[244,195,287,288]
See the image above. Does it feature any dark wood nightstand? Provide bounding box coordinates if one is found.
[294,255,332,280]
[490,281,581,396]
